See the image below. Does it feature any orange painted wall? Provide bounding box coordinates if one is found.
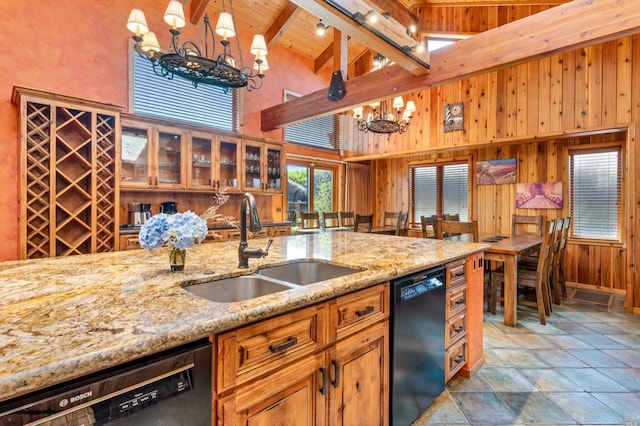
[0,0,331,261]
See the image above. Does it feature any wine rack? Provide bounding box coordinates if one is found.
[13,87,121,259]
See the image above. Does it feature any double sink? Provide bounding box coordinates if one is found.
[184,260,361,303]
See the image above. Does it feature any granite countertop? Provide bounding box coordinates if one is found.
[120,221,293,235]
[0,232,486,402]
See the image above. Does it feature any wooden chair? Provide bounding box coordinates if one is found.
[435,218,478,242]
[354,214,374,232]
[300,212,320,229]
[420,215,435,238]
[322,211,341,229]
[444,213,460,221]
[491,219,556,324]
[512,214,544,236]
[383,211,400,227]
[554,217,572,298]
[339,211,355,229]
[395,212,409,236]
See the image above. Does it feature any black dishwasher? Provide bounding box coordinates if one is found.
[390,266,446,426]
[0,340,212,426]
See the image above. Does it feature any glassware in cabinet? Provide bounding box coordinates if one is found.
[218,138,240,191]
[121,126,152,187]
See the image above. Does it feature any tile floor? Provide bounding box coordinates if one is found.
[414,295,640,425]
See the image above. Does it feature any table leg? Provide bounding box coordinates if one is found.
[503,255,517,326]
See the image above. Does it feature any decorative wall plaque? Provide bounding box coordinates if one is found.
[444,102,464,132]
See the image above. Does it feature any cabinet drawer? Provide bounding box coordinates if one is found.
[445,310,467,348]
[268,226,291,237]
[215,304,326,393]
[119,235,140,251]
[446,285,467,319]
[445,338,467,382]
[328,283,389,342]
[446,259,467,289]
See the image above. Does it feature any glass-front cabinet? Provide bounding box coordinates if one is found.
[120,120,184,189]
[242,141,283,193]
[187,133,240,191]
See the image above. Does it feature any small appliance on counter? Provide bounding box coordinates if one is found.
[128,202,152,226]
[160,201,178,215]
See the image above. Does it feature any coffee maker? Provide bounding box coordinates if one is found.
[160,201,178,215]
[128,203,152,226]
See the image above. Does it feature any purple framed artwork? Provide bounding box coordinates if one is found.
[516,182,563,209]
[476,159,517,185]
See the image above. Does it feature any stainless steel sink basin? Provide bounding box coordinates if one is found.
[258,260,361,285]
[185,275,296,303]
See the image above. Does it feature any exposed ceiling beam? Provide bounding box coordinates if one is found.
[415,0,569,4]
[189,0,209,25]
[264,2,302,48]
[333,29,349,78]
[290,0,430,75]
[314,43,334,74]
[262,0,640,131]
[366,0,418,31]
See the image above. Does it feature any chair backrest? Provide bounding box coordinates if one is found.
[340,211,355,228]
[444,213,460,221]
[383,211,400,227]
[287,210,297,223]
[536,219,557,275]
[395,212,409,236]
[300,212,320,229]
[436,218,479,242]
[354,214,374,232]
[322,211,340,228]
[512,214,544,236]
[420,215,435,238]
[557,216,571,263]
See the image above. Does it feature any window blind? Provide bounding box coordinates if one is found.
[283,91,337,149]
[442,164,469,221]
[410,162,469,222]
[569,148,620,240]
[132,53,238,131]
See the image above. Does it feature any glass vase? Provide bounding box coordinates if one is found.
[169,246,186,272]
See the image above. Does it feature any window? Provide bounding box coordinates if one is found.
[568,146,621,241]
[427,39,455,52]
[132,52,239,131]
[410,162,469,222]
[283,91,337,149]
[287,161,337,220]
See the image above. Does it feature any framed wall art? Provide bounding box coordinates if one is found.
[515,182,563,209]
[443,102,464,132]
[476,159,517,185]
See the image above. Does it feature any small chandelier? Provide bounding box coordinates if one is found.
[353,97,416,134]
[126,0,267,91]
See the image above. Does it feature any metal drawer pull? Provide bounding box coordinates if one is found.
[454,297,465,305]
[269,337,298,353]
[454,325,464,333]
[454,355,464,364]
[355,306,374,317]
[319,366,327,395]
[331,359,340,388]
[452,268,465,277]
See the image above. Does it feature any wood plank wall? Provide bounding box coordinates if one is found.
[343,5,640,308]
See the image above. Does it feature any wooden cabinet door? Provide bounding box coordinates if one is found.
[216,352,326,426]
[327,321,389,426]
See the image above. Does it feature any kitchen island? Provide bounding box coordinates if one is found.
[0,232,486,405]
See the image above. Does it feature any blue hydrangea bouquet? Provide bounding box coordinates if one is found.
[138,211,208,271]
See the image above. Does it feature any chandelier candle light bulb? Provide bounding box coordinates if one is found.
[127,0,267,91]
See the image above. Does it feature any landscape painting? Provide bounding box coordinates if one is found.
[516,182,563,209]
[476,159,517,185]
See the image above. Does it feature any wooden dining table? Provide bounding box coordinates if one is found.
[448,232,542,326]
[369,226,397,235]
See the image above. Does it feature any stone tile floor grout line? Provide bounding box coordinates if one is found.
[414,296,640,426]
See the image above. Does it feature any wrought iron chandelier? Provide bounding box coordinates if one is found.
[353,97,416,134]
[127,0,267,91]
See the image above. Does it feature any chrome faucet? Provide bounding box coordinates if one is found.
[238,193,273,268]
